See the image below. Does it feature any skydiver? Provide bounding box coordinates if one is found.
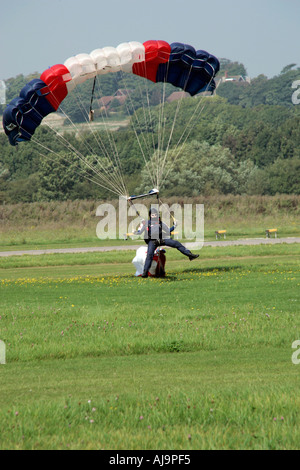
[134,207,199,278]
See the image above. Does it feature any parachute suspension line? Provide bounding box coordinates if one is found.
[155,79,169,190]
[157,85,187,189]
[58,82,128,196]
[33,132,124,197]
[132,55,169,188]
[41,116,125,197]
[123,87,154,178]
[31,137,125,197]
[120,71,153,162]
[156,57,173,188]
[142,71,157,160]
[91,76,128,196]
[153,49,178,190]
[155,99,163,189]
[133,74,158,162]
[38,86,124,195]
[40,75,126,197]
[134,58,158,161]
[158,197,176,225]
[135,77,160,188]
[118,70,157,189]
[35,75,128,197]
[33,145,124,196]
[173,74,215,150]
[157,63,196,188]
[132,62,172,191]
[159,76,215,188]
[65,83,123,183]
[29,95,127,198]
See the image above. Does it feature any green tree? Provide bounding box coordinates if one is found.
[37,151,80,201]
[267,158,300,195]
[138,140,256,197]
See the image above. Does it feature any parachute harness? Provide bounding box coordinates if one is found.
[125,189,177,241]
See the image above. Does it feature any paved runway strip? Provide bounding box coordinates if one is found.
[0,237,299,257]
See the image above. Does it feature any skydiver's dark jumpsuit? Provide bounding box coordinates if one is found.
[135,213,196,276]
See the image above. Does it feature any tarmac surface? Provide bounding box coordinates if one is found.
[0,237,299,257]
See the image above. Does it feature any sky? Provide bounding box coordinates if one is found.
[0,0,299,81]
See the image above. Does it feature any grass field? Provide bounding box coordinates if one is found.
[0,242,299,450]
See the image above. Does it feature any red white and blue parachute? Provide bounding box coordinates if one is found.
[3,40,219,146]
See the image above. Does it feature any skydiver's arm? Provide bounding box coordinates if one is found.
[161,219,177,235]
[133,220,147,235]
[161,222,174,235]
[170,218,177,232]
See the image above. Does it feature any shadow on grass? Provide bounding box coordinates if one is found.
[180,265,243,275]
[149,265,244,282]
[116,265,244,283]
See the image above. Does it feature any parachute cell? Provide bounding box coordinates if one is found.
[2,40,219,146]
[3,79,56,145]
[159,43,220,95]
[40,64,72,110]
[132,40,171,82]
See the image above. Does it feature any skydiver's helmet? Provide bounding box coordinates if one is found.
[149,207,159,220]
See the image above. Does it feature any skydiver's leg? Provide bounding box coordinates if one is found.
[164,239,199,260]
[142,241,157,277]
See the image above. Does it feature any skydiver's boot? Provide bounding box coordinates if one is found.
[141,272,148,278]
[189,253,199,261]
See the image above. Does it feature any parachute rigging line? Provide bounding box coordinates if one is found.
[36,74,129,197]
[91,76,128,195]
[69,81,127,196]
[159,76,215,189]
[118,72,157,190]
[42,115,126,197]
[24,88,128,198]
[31,133,126,198]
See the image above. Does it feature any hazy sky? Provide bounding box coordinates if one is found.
[0,0,299,80]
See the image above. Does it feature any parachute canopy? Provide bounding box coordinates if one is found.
[132,246,166,277]
[3,40,219,146]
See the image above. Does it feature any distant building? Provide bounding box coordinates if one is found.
[218,71,251,84]
[98,75,251,110]
[98,89,131,110]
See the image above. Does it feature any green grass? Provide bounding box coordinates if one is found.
[0,243,299,449]
[0,242,299,270]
